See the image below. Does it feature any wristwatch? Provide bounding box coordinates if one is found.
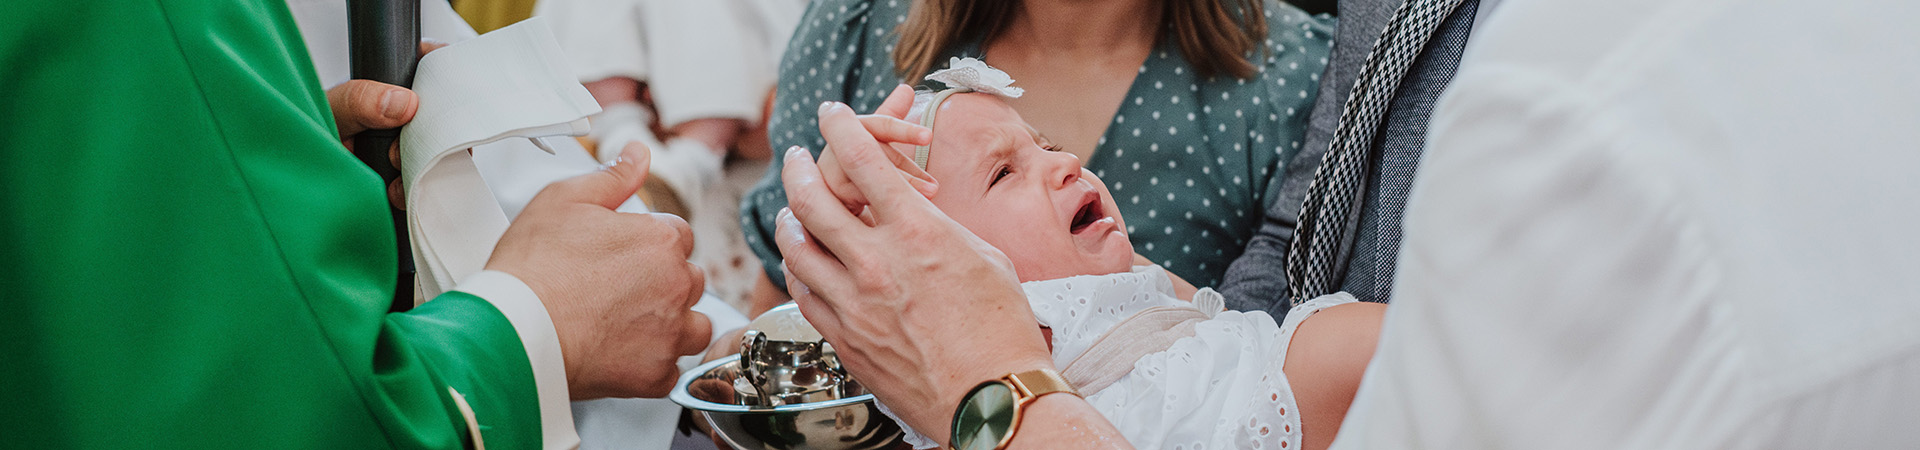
[949,368,1080,450]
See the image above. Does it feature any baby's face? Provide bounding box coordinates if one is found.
[917,94,1133,282]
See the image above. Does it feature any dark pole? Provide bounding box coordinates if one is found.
[349,0,420,312]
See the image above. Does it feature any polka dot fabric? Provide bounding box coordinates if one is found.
[741,0,1336,289]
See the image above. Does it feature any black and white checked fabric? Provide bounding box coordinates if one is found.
[1284,0,1471,305]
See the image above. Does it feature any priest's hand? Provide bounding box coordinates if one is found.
[486,143,712,400]
[326,40,449,208]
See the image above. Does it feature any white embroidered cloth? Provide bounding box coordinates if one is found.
[396,17,601,301]
[890,266,1353,450]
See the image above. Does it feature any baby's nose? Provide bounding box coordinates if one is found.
[1047,152,1082,188]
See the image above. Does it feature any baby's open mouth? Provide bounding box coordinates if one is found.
[1070,196,1105,234]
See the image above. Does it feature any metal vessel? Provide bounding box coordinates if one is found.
[670,304,907,450]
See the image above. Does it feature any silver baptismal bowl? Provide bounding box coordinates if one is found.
[670,355,905,450]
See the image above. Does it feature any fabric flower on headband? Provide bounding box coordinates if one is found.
[925,57,1025,98]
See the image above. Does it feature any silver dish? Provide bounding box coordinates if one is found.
[738,330,848,406]
[671,355,906,450]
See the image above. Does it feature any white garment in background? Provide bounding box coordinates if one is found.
[892,266,1353,450]
[285,0,640,217]
[1332,0,1920,448]
[534,0,804,316]
[533,0,781,127]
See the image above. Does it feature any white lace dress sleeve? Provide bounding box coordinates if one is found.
[887,266,1359,450]
[1074,288,1355,450]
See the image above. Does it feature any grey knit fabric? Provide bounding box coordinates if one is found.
[1339,0,1480,303]
[1220,0,1481,315]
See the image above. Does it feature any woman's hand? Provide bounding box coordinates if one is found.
[813,85,940,214]
[775,100,1054,443]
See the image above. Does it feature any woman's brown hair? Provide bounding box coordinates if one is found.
[892,0,1269,82]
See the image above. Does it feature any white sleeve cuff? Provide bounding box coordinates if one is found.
[455,270,583,450]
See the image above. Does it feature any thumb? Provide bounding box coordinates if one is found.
[541,141,652,209]
[677,313,713,357]
[327,79,417,140]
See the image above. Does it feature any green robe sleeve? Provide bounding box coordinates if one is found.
[0,1,544,448]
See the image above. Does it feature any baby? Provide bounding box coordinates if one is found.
[847,86,1386,450]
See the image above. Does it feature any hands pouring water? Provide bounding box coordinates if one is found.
[775,85,1131,449]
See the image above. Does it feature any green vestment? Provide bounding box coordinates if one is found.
[1,1,544,447]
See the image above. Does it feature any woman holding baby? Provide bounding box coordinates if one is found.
[742,0,1337,294]
[769,54,1393,450]
[749,0,1360,448]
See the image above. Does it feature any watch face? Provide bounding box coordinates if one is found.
[952,381,1017,450]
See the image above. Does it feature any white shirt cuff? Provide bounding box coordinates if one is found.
[456,270,583,450]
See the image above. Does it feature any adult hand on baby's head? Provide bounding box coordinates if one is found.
[815,85,939,216]
[776,100,1055,445]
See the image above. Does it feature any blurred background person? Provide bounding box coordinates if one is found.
[536,0,808,319]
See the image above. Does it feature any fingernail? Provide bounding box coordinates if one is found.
[911,178,938,197]
[918,128,933,142]
[380,89,409,120]
[778,207,794,221]
[818,101,841,116]
[785,146,807,161]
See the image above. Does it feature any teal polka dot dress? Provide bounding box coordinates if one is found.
[743,0,1335,289]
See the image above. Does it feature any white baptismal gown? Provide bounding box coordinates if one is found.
[893,265,1353,450]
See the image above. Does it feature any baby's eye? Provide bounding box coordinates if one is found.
[990,166,1012,186]
[1043,144,1063,153]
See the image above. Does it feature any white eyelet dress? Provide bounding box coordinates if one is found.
[887,265,1356,450]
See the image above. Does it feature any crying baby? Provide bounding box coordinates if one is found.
[811,88,1387,450]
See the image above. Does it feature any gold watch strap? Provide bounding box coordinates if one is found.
[950,368,1081,450]
[1005,369,1078,401]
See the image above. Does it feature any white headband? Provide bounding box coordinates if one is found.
[911,57,1024,170]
